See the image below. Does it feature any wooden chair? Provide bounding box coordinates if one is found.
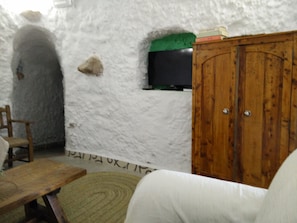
[0,105,34,167]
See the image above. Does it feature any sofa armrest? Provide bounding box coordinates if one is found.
[125,170,267,223]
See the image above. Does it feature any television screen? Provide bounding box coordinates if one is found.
[148,48,193,90]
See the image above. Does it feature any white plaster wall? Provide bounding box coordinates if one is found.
[1,0,297,172]
[0,6,16,105]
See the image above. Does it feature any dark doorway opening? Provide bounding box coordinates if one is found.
[11,25,65,152]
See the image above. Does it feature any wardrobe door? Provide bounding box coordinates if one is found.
[237,40,293,188]
[192,45,237,181]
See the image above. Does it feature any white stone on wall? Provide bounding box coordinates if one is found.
[78,55,104,76]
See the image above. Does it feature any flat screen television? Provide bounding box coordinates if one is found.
[147,48,193,90]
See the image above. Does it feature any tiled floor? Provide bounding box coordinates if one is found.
[34,147,104,173]
[5,147,148,177]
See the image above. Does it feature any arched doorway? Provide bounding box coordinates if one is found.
[11,25,65,151]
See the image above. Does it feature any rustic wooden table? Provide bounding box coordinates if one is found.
[0,158,87,223]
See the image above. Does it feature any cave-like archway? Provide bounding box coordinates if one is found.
[11,25,65,150]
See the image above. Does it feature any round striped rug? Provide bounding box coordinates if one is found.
[60,172,141,223]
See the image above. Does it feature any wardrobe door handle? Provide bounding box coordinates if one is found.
[244,110,252,117]
[222,108,229,115]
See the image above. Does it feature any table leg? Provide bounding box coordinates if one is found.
[24,199,47,222]
[42,189,69,223]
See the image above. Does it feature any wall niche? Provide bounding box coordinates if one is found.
[140,31,196,91]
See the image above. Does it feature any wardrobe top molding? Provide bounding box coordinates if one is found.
[193,30,297,48]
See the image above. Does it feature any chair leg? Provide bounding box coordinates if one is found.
[8,148,13,168]
[28,144,34,162]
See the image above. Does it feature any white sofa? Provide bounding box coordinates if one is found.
[0,136,9,168]
[125,149,297,223]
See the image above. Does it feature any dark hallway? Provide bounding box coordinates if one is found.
[11,25,65,150]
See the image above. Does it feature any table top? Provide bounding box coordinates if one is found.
[0,159,87,215]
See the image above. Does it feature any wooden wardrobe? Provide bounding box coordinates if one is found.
[192,31,297,188]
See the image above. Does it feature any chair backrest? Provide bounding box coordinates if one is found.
[0,105,13,137]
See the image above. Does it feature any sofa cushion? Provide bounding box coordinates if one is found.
[125,170,267,223]
[0,136,9,167]
[255,149,297,223]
